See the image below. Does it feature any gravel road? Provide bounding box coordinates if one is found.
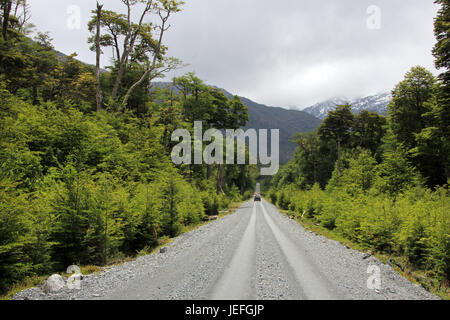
[13,199,439,300]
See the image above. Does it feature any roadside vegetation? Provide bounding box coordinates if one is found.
[268,0,450,300]
[269,184,449,299]
[0,199,245,300]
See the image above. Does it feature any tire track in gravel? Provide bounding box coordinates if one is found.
[102,201,255,300]
[255,201,305,299]
[260,199,439,300]
[209,202,257,299]
[259,201,345,299]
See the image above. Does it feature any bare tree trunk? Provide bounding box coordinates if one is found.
[95,2,103,113]
[216,165,225,195]
[240,167,245,195]
[313,159,317,183]
[207,164,212,179]
[111,0,131,100]
[2,0,12,40]
[12,0,18,17]
[216,165,221,195]
[111,48,128,100]
[14,0,30,32]
[111,0,153,100]
[120,10,169,109]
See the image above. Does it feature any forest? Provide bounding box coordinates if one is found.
[0,0,258,294]
[268,0,449,297]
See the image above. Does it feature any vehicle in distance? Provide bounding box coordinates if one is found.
[254,192,261,201]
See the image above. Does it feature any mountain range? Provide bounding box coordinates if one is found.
[302,92,391,120]
[205,88,392,163]
[153,83,392,163]
[153,82,322,164]
[219,88,322,164]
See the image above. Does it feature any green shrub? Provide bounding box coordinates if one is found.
[242,190,253,201]
[269,182,449,281]
[269,191,277,204]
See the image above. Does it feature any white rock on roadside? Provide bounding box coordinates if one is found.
[42,274,66,294]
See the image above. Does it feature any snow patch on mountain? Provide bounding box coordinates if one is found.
[303,93,391,120]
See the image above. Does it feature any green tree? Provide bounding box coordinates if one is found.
[173,73,212,122]
[432,0,450,183]
[129,183,162,252]
[290,130,336,188]
[351,110,387,159]
[0,178,32,292]
[88,0,184,109]
[318,104,354,178]
[388,66,435,151]
[388,66,449,187]
[412,89,449,186]
[433,0,450,87]
[373,145,421,197]
[327,149,377,195]
[47,165,92,268]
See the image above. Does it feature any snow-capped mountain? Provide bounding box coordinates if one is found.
[303,93,391,120]
[302,97,349,120]
[350,92,392,114]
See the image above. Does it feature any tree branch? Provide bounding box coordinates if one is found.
[111,0,153,100]
[120,7,171,109]
[95,2,103,113]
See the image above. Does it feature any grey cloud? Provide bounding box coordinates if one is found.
[30,0,439,108]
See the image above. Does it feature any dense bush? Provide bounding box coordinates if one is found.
[0,47,255,293]
[272,182,449,281]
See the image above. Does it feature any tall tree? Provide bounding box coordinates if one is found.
[1,0,12,40]
[88,0,183,109]
[351,110,387,158]
[120,0,183,109]
[95,2,103,113]
[11,0,31,33]
[208,90,248,194]
[432,0,450,183]
[387,66,447,186]
[433,0,450,87]
[388,66,435,151]
[173,73,211,122]
[318,104,354,177]
[291,130,335,188]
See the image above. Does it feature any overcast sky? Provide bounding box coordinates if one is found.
[29,0,439,109]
